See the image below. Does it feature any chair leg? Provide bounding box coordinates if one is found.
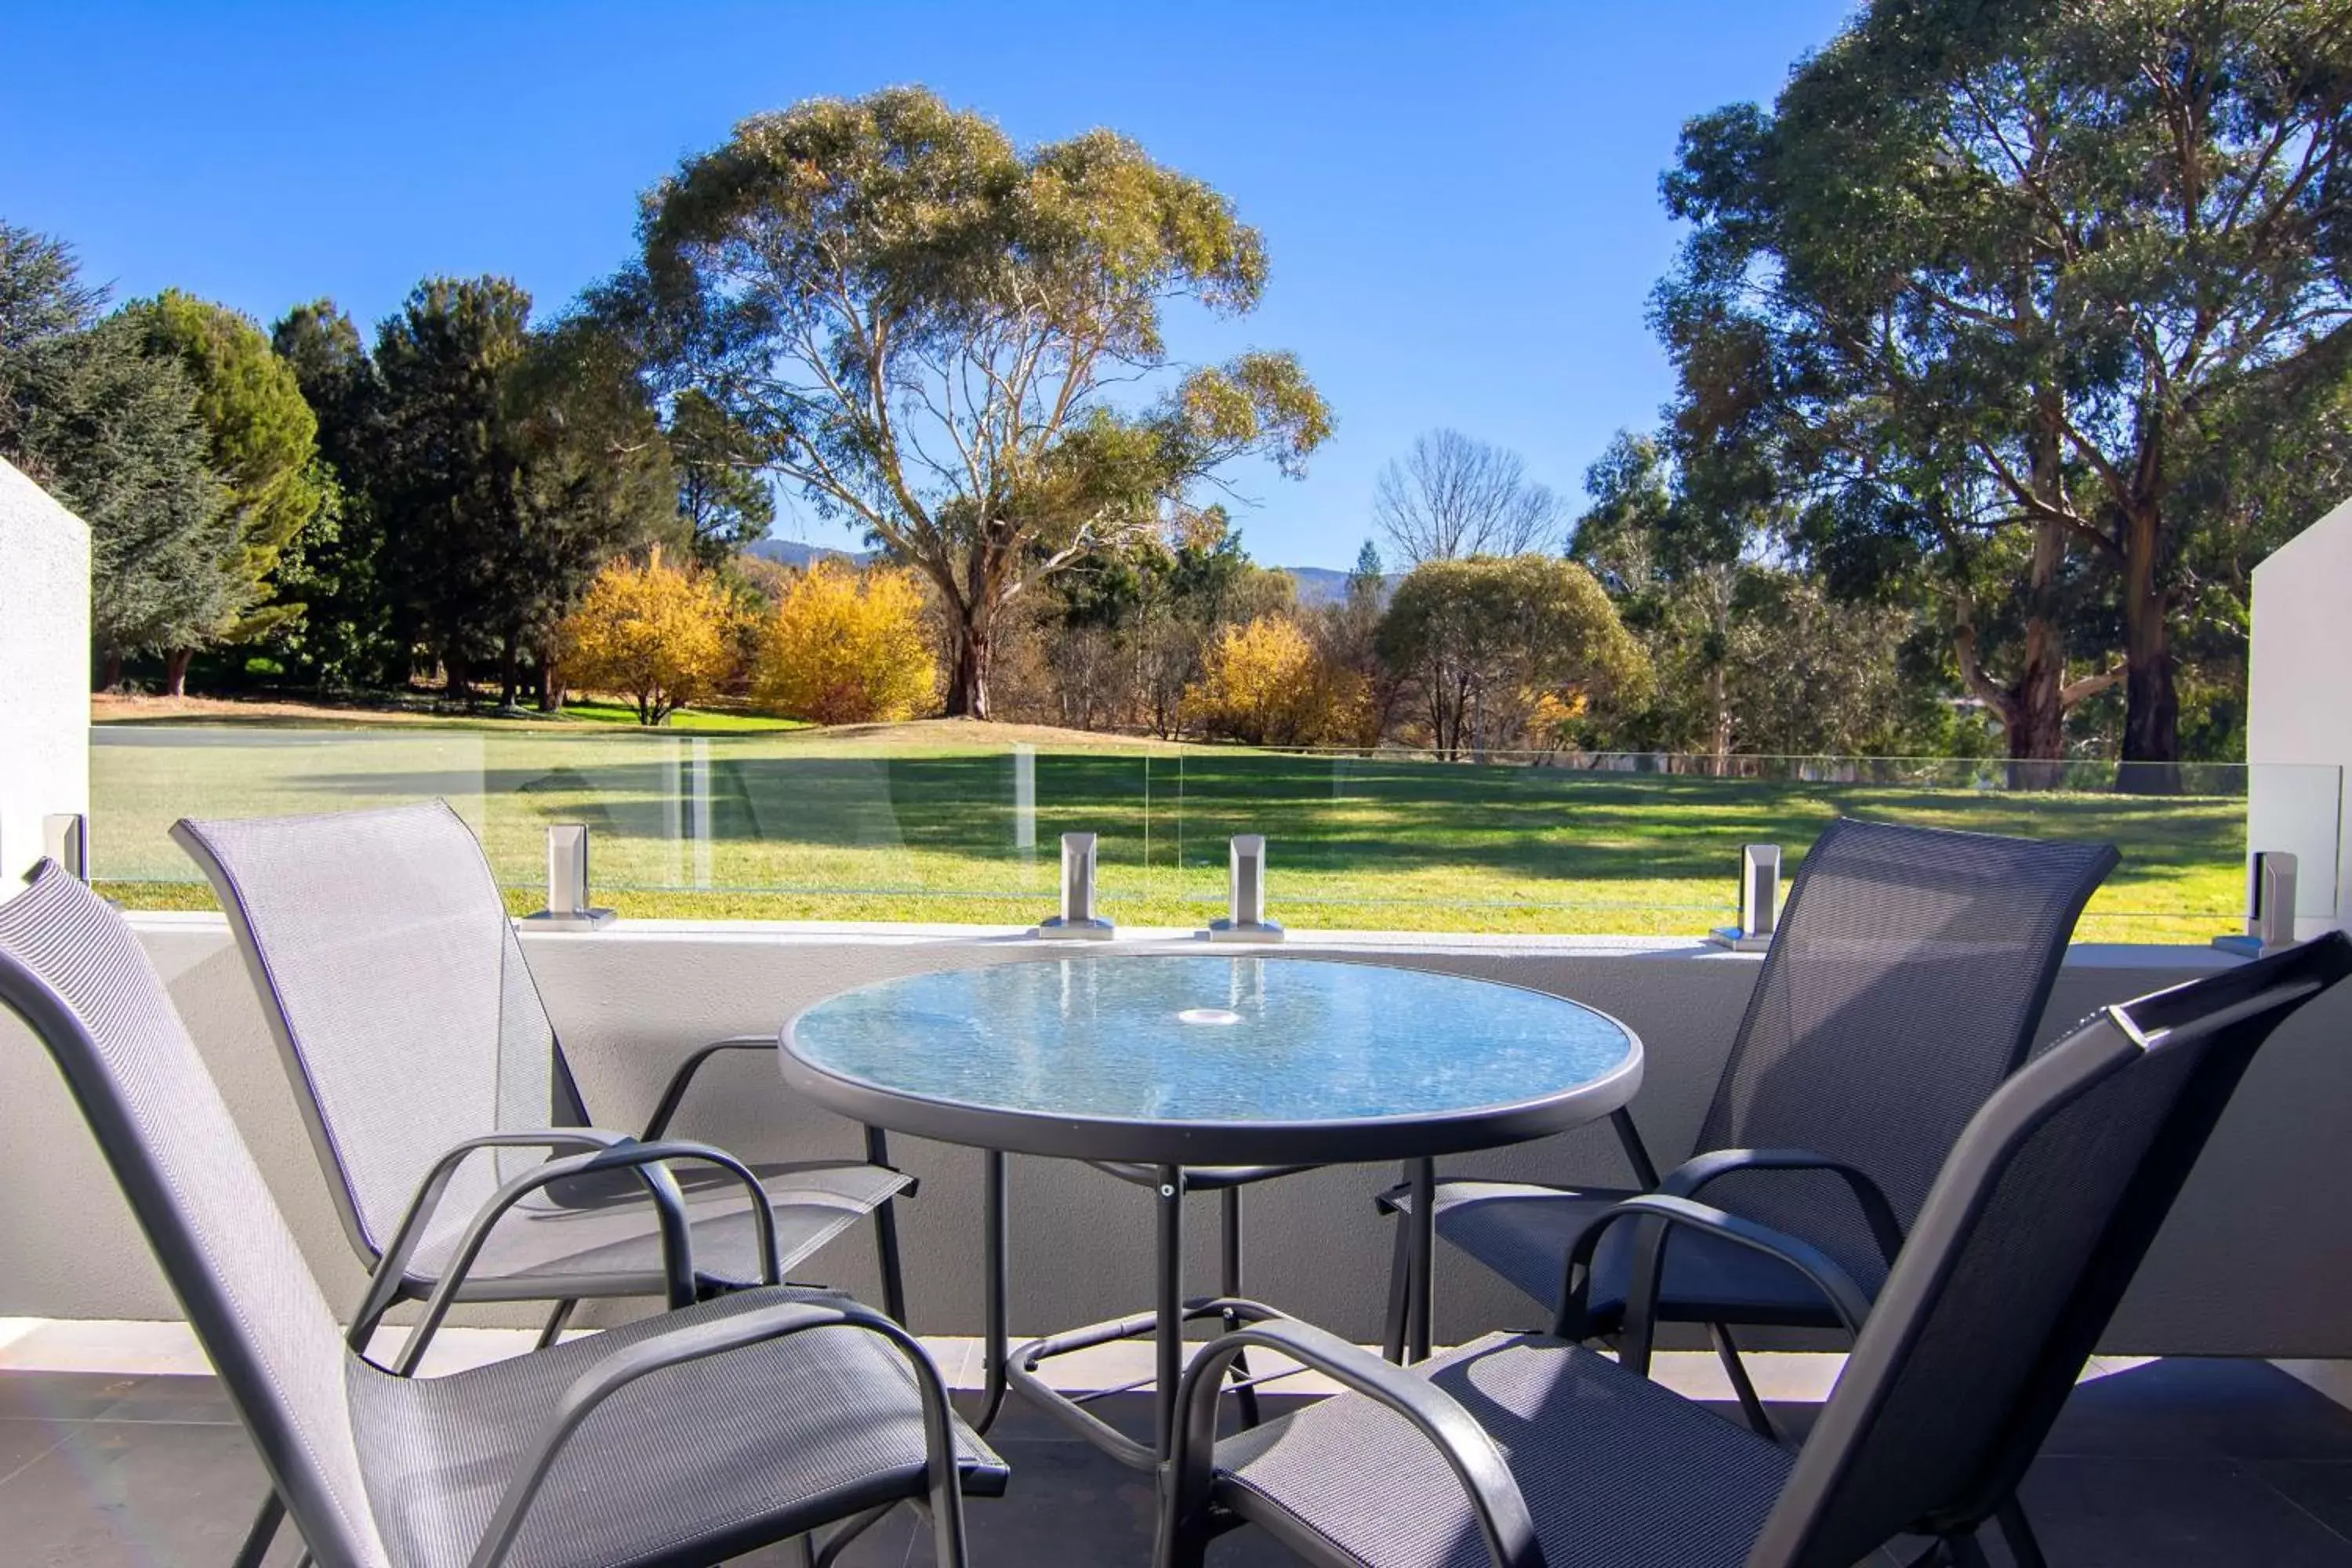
[814,1503,901,1566]
[791,1534,817,1568]
[1708,1322,1780,1442]
[874,1201,909,1326]
[868,1126,909,1325]
[1154,1477,1218,1568]
[1944,1530,1995,1567]
[1997,1496,2049,1568]
[232,1494,284,1568]
[534,1298,577,1350]
[1221,1185,1262,1430]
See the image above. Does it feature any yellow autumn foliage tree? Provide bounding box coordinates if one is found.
[555,551,739,725]
[753,561,938,724]
[1185,615,1333,745]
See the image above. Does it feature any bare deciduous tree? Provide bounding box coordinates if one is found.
[1372,430,1566,565]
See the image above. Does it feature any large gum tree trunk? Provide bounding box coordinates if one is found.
[2118,504,2180,793]
[944,606,993,720]
[1959,583,2069,789]
[2004,647,2067,792]
[1994,399,2079,792]
[163,648,194,699]
[443,647,473,705]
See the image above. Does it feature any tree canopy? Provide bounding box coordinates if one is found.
[369,276,673,703]
[1661,0,2352,776]
[612,85,1333,717]
[1373,429,1566,564]
[1377,554,1650,758]
[132,289,328,661]
[0,224,241,681]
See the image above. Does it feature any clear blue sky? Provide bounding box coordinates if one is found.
[0,1,1853,569]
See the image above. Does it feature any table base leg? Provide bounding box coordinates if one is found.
[1155,1163,1185,1460]
[1408,1156,1436,1363]
[972,1149,1010,1435]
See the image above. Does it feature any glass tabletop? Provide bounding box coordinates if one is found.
[784,956,1638,1157]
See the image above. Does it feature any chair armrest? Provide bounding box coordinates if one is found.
[641,1036,775,1139]
[644,1038,916,1200]
[1657,1147,1904,1265]
[465,1295,968,1568]
[1555,1193,1874,1364]
[355,1129,648,1347]
[1166,1316,1548,1568]
[393,1142,717,1374]
[601,1138,782,1287]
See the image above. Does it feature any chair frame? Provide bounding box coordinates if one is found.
[1381,818,2116,1432]
[0,863,982,1568]
[173,811,913,1347]
[1163,933,2350,1568]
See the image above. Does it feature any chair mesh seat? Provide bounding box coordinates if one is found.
[1393,1181,1843,1330]
[408,1160,913,1298]
[350,1286,1005,1568]
[1215,1334,1789,1568]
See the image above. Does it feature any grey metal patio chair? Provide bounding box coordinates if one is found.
[173,800,913,1357]
[1380,817,2117,1432]
[1162,929,2352,1568]
[0,859,1006,1568]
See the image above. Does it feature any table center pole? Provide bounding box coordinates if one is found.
[1409,1156,1436,1363]
[1156,1163,1185,1460]
[977,1149,1010,1434]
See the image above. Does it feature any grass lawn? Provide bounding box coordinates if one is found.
[88,717,2249,942]
[543,699,810,733]
[91,691,811,735]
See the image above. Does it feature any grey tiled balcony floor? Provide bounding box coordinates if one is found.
[4,1359,2352,1565]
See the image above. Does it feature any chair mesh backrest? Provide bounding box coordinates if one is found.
[175,801,563,1261]
[1693,818,2116,1291]
[1755,934,2349,1567]
[0,865,390,1568]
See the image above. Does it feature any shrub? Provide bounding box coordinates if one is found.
[753,561,938,724]
[1185,615,1332,745]
[554,551,739,725]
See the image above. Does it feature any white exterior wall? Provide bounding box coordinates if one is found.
[10,916,2349,1359]
[2249,494,2352,936]
[0,459,90,884]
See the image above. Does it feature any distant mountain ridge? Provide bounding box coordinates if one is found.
[744,538,870,569]
[743,537,1371,602]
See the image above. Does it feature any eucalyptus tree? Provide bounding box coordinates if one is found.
[614,86,1332,717]
[1375,554,1650,759]
[1372,429,1566,564]
[1662,0,2352,777]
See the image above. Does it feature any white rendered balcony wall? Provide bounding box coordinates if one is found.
[0,459,90,884]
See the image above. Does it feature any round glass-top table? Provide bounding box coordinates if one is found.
[780,953,1643,1458]
[782,954,1642,1167]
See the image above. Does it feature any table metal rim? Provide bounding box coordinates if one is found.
[779,954,1646,1164]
